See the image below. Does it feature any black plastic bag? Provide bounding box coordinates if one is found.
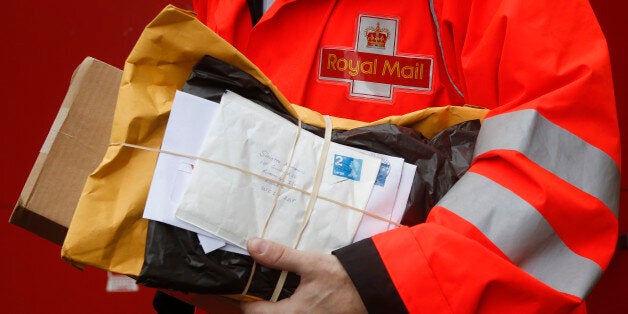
[137,55,480,300]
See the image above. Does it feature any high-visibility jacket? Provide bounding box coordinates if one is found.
[193,0,620,312]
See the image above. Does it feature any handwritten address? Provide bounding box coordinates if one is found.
[258,150,305,204]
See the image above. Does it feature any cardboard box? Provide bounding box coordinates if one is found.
[10,57,122,245]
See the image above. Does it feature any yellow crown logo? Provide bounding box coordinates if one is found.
[365,23,390,49]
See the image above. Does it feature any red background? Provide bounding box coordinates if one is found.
[0,1,625,313]
[0,1,193,313]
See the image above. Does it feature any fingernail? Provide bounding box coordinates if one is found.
[248,238,268,254]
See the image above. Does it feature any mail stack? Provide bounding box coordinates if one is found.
[143,90,416,256]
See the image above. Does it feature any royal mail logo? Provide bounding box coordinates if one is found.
[320,49,431,88]
[365,23,389,49]
[319,15,433,100]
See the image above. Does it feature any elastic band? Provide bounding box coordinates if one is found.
[292,115,333,249]
[241,119,303,300]
[270,115,333,302]
[110,142,401,226]
[240,262,258,301]
[262,119,303,239]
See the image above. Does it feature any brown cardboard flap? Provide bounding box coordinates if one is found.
[10,205,68,245]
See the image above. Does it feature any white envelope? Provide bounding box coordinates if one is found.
[176,91,382,253]
[142,91,226,252]
[352,150,404,242]
[389,162,417,230]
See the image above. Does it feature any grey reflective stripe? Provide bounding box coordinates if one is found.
[474,109,620,216]
[428,0,464,99]
[437,172,602,298]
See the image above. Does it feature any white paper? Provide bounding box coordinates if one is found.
[176,91,382,253]
[352,150,404,242]
[198,235,248,255]
[106,272,139,292]
[142,91,226,252]
[388,162,417,230]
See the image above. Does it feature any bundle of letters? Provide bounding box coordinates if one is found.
[143,90,417,257]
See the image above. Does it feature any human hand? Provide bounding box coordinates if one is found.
[240,238,367,314]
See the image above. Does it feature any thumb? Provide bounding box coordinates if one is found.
[247,238,311,273]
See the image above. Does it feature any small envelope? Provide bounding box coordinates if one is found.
[142,91,226,252]
[352,150,404,242]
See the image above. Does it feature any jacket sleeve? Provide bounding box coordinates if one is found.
[333,0,620,313]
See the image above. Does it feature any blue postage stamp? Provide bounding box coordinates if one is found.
[333,154,363,181]
[374,162,390,187]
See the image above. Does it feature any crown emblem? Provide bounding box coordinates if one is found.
[365,22,390,49]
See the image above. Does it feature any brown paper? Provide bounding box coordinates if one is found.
[61,5,488,276]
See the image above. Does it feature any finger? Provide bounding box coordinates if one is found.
[247,238,313,273]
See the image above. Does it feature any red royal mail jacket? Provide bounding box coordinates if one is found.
[193,0,620,312]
